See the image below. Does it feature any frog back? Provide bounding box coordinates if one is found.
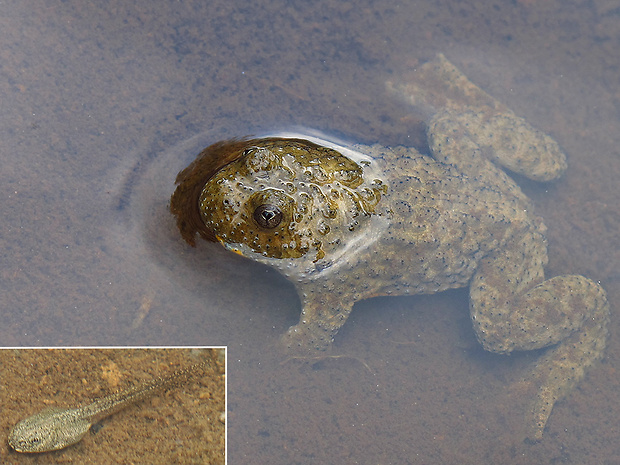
[340,144,540,297]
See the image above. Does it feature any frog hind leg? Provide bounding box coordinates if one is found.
[389,53,568,182]
[468,229,610,440]
[428,106,568,183]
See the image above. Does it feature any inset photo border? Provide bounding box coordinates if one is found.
[1,347,226,465]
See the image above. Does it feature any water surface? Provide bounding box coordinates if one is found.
[1,1,618,463]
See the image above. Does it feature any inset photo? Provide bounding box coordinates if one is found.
[1,347,226,465]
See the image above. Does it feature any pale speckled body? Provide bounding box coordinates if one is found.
[287,143,533,310]
[8,360,208,453]
[173,54,609,440]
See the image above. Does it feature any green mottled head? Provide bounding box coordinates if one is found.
[171,137,388,274]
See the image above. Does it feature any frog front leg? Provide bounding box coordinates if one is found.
[469,228,610,440]
[281,285,355,353]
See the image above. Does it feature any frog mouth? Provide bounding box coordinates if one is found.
[215,236,245,256]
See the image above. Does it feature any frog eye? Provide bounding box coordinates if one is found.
[253,204,283,229]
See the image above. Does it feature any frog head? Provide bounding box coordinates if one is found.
[171,137,388,279]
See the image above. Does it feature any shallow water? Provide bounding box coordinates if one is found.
[1,0,619,464]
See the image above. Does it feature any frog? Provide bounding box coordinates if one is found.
[170,54,609,440]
